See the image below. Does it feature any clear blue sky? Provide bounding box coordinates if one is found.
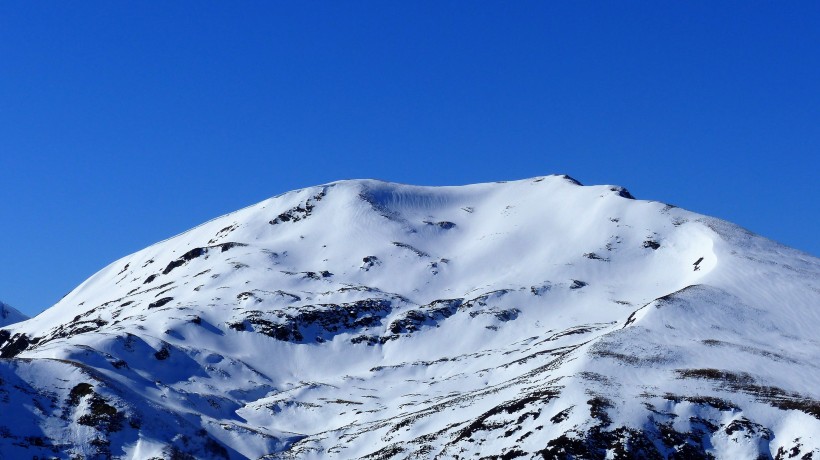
[1,2,818,317]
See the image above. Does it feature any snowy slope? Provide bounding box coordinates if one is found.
[0,300,27,327]
[1,175,818,459]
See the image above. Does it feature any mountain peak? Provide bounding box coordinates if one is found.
[0,177,817,459]
[0,300,27,327]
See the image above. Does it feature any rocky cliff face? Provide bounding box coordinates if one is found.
[1,175,818,459]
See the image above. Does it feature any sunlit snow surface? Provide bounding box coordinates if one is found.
[1,176,818,459]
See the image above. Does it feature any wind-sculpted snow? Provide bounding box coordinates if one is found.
[1,175,818,459]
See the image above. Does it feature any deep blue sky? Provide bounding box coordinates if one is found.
[1,2,818,317]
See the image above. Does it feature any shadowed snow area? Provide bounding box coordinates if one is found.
[0,300,27,327]
[0,175,818,459]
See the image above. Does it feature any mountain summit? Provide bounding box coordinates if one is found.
[1,175,818,459]
[0,300,26,327]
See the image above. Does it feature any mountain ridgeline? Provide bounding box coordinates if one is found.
[0,175,818,459]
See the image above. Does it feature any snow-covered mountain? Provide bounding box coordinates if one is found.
[0,300,27,327]
[1,175,818,459]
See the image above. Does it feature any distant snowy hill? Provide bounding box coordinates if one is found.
[1,175,818,459]
[0,300,27,327]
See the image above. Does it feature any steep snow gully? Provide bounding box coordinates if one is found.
[0,175,818,459]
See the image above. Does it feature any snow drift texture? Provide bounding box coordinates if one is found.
[0,175,818,459]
